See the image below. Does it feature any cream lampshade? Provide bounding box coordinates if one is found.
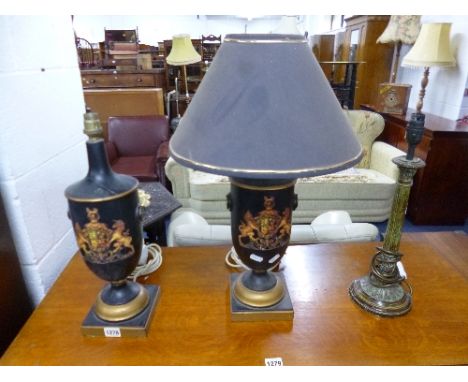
[166,34,201,66]
[166,34,202,98]
[377,15,421,83]
[402,23,456,113]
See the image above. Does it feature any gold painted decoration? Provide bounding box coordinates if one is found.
[74,207,135,263]
[238,196,291,250]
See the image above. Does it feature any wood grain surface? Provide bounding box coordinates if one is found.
[2,232,468,366]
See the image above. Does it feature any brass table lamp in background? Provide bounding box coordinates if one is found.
[401,22,456,113]
[166,34,201,100]
[169,34,363,321]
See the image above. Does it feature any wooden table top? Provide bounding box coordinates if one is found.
[2,232,468,366]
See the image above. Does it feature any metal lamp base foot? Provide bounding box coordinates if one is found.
[349,275,411,317]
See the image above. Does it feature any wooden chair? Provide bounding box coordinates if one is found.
[75,37,96,69]
[201,34,221,62]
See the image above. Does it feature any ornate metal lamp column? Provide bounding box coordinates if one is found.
[349,112,426,316]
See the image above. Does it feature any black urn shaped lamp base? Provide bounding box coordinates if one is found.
[227,178,297,322]
[66,111,162,337]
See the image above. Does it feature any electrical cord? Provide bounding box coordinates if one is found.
[225,247,247,270]
[225,247,282,272]
[128,243,163,282]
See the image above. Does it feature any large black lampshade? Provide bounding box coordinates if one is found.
[170,34,363,321]
[170,34,362,178]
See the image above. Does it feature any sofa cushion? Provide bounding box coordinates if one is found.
[189,168,395,202]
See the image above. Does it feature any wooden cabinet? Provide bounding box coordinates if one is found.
[362,104,468,225]
[312,34,335,79]
[343,16,394,109]
[103,28,139,70]
[81,70,166,91]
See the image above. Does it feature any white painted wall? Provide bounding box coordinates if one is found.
[397,15,468,120]
[0,16,87,305]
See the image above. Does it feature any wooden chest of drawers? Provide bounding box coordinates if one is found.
[362,104,468,225]
[81,69,166,90]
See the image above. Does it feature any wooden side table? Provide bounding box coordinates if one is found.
[2,232,468,365]
[139,181,181,245]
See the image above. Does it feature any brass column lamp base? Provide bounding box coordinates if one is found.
[349,275,412,316]
[349,156,424,317]
[349,113,426,317]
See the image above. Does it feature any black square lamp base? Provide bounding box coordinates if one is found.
[230,273,294,322]
[81,284,160,337]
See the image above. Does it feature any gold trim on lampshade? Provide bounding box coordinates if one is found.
[402,23,456,68]
[166,34,201,66]
[377,15,421,45]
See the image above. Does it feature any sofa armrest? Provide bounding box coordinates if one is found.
[105,141,118,165]
[164,157,191,200]
[369,141,406,181]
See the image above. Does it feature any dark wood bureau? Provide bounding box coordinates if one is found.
[362,104,468,225]
[81,69,166,91]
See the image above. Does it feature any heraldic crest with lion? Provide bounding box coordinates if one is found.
[238,196,292,251]
[73,207,135,264]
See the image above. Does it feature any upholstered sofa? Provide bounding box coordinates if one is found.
[165,110,406,224]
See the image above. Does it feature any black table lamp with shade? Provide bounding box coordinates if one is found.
[169,33,363,321]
